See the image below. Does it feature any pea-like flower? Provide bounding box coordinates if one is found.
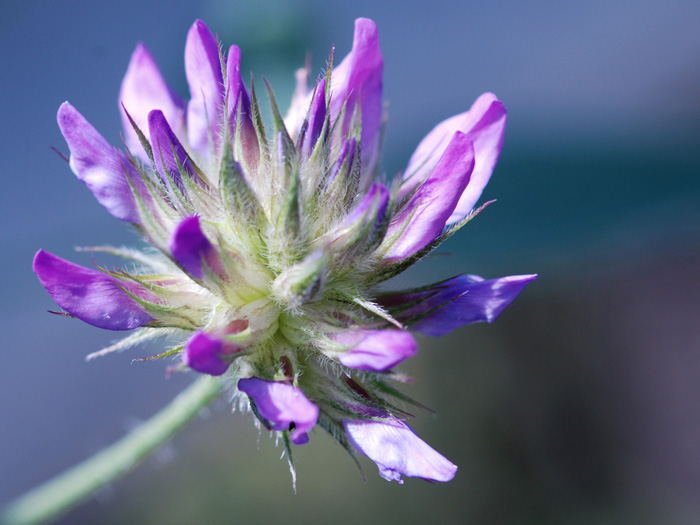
[34,18,536,484]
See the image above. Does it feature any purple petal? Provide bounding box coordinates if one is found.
[237,378,319,445]
[148,109,200,190]
[33,250,152,331]
[119,43,186,160]
[380,274,538,337]
[384,132,475,261]
[334,329,417,371]
[185,20,224,158]
[183,331,230,376]
[168,216,222,279]
[225,45,258,168]
[344,418,457,483]
[330,18,383,170]
[299,78,327,159]
[402,93,507,225]
[57,102,142,223]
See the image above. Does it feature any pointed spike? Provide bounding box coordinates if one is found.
[121,103,156,169]
[264,78,294,144]
[219,139,266,232]
[352,297,403,329]
[249,75,269,153]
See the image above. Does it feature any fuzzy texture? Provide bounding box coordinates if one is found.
[35,18,536,484]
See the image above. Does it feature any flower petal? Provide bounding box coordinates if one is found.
[237,378,319,445]
[330,18,383,171]
[402,93,507,225]
[168,216,222,279]
[185,19,224,158]
[119,43,186,160]
[344,418,457,483]
[33,250,152,331]
[299,78,327,159]
[334,329,417,371]
[57,102,142,223]
[380,274,538,336]
[383,132,475,261]
[225,45,259,169]
[183,331,230,376]
[148,109,200,191]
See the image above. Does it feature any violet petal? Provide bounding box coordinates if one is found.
[380,274,538,337]
[33,250,152,331]
[183,331,230,376]
[57,102,141,223]
[335,329,417,371]
[344,418,457,483]
[119,43,186,160]
[185,19,224,158]
[225,45,258,169]
[237,378,319,445]
[300,78,327,159]
[384,132,475,261]
[330,18,383,170]
[402,93,507,225]
[168,216,221,279]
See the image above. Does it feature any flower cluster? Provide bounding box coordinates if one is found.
[34,18,536,484]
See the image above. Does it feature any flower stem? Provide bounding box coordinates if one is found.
[1,376,223,525]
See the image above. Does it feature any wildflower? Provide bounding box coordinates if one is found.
[34,18,536,484]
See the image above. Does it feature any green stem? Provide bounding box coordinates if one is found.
[1,376,223,525]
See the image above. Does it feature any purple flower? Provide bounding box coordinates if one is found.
[238,378,319,445]
[331,329,417,372]
[344,417,457,483]
[379,273,539,336]
[33,250,153,330]
[183,331,231,376]
[36,17,536,483]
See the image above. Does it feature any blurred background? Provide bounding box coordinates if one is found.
[1,0,699,523]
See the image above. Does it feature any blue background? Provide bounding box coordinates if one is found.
[2,0,699,522]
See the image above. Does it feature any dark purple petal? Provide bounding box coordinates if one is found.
[330,18,383,169]
[384,132,475,261]
[225,45,258,168]
[237,378,319,445]
[148,109,200,191]
[183,331,230,376]
[334,329,417,371]
[344,417,457,483]
[119,43,186,160]
[168,216,222,279]
[402,93,507,225]
[57,102,141,223]
[380,274,538,337]
[299,78,327,159]
[33,250,152,331]
[185,20,224,158]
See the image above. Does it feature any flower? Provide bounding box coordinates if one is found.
[34,18,536,484]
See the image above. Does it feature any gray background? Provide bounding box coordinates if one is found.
[2,0,699,522]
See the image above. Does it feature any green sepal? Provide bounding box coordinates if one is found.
[271,250,328,311]
[248,76,269,158]
[132,346,182,362]
[218,139,267,241]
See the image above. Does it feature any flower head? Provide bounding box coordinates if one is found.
[34,18,536,484]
